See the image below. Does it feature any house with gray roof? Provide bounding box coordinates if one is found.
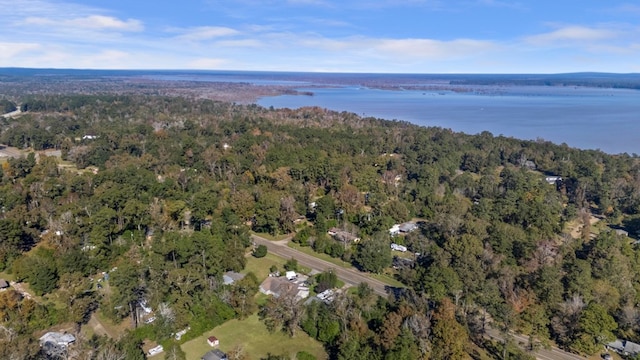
[607,339,640,357]
[202,349,227,360]
[223,271,245,285]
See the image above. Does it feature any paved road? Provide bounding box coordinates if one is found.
[254,234,587,360]
[486,327,586,360]
[251,235,393,297]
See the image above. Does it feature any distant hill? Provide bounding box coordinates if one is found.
[1,68,639,90]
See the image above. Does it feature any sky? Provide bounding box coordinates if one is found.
[1,0,640,73]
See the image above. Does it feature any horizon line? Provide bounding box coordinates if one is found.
[1,67,640,77]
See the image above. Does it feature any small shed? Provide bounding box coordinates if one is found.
[207,336,219,347]
[285,271,297,280]
[0,279,9,289]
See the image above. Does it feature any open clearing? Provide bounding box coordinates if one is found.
[180,314,327,360]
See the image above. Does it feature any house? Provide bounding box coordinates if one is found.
[393,256,414,270]
[202,349,227,360]
[260,275,309,300]
[260,277,297,297]
[223,271,245,285]
[607,339,640,356]
[545,176,562,185]
[391,243,407,252]
[207,336,220,347]
[398,222,418,233]
[327,227,360,243]
[39,332,76,348]
[0,279,9,289]
[317,289,335,303]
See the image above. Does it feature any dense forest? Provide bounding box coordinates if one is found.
[2,93,640,359]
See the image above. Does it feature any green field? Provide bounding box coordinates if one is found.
[181,314,327,360]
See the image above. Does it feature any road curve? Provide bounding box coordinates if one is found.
[251,235,394,297]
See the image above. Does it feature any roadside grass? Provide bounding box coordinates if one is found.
[251,231,290,241]
[287,243,406,288]
[287,242,352,269]
[371,271,406,288]
[180,314,327,360]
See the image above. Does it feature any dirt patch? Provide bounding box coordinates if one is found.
[86,313,111,338]
[10,281,35,300]
[568,215,600,239]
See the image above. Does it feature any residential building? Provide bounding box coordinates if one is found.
[260,275,309,300]
[607,339,640,357]
[202,349,227,360]
[223,271,245,285]
[328,227,360,243]
[39,332,76,348]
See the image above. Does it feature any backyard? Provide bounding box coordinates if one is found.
[180,314,327,360]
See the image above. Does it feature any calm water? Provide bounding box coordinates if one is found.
[257,86,640,154]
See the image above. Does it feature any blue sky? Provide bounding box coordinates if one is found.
[1,0,639,73]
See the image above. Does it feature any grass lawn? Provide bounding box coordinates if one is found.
[243,253,287,281]
[287,242,352,269]
[371,271,406,288]
[181,314,327,360]
[0,271,15,281]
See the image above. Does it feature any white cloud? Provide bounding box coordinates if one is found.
[525,26,617,46]
[187,58,230,69]
[372,38,499,60]
[23,15,143,31]
[0,42,40,59]
[214,39,264,48]
[171,26,240,41]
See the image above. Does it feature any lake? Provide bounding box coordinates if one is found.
[257,85,640,155]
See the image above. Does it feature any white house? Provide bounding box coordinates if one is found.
[391,243,407,252]
[39,332,76,348]
[545,176,562,185]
